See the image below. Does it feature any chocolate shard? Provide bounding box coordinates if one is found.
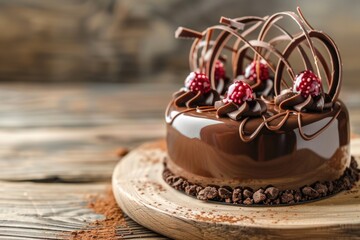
[313,182,328,196]
[162,169,172,180]
[172,178,183,188]
[253,189,267,204]
[165,176,175,185]
[181,180,189,189]
[325,181,334,193]
[350,157,358,169]
[294,190,302,202]
[243,188,253,198]
[281,191,294,204]
[301,186,319,198]
[272,198,280,205]
[218,187,232,200]
[265,187,279,200]
[243,198,253,205]
[342,176,352,190]
[197,186,218,201]
[195,186,203,194]
[232,188,243,203]
[185,185,197,196]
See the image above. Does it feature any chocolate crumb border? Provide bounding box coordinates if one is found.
[162,156,359,206]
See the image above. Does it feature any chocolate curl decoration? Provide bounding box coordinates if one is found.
[220,17,245,30]
[274,89,332,112]
[215,99,267,121]
[271,11,342,103]
[175,27,203,39]
[173,88,220,108]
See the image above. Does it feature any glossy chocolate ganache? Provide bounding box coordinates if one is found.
[164,8,359,204]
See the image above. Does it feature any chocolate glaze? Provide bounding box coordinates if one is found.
[166,100,350,190]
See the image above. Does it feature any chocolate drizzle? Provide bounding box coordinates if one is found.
[173,8,344,143]
[167,99,343,143]
[173,89,220,108]
[275,89,333,112]
[215,99,267,120]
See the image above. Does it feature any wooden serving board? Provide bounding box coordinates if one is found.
[112,139,360,239]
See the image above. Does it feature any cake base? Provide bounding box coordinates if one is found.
[112,139,360,239]
[163,158,358,206]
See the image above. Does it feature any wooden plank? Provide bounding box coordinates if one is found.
[0,181,167,239]
[0,123,164,182]
[0,83,169,182]
[0,84,169,239]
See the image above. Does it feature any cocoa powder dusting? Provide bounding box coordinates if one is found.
[69,187,129,240]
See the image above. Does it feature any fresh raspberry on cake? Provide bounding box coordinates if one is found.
[224,80,254,105]
[184,72,211,94]
[215,60,226,81]
[244,60,270,81]
[293,70,322,98]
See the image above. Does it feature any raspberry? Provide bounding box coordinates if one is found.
[224,80,254,105]
[184,72,211,94]
[244,60,269,81]
[215,60,226,81]
[293,70,322,98]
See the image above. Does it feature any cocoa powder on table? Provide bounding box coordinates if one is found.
[69,187,129,240]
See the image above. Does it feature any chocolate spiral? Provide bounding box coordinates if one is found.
[173,8,343,142]
[215,99,267,120]
[173,88,220,108]
[275,89,332,112]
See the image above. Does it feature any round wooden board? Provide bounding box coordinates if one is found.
[112,139,360,239]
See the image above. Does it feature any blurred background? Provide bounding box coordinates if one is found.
[0,0,359,132]
[0,0,359,87]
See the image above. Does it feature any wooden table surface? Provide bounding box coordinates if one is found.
[0,83,359,239]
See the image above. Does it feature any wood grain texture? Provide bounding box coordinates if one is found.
[113,139,360,240]
[0,182,166,239]
[0,83,171,239]
[0,83,174,128]
[0,83,170,182]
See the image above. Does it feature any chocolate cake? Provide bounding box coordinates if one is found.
[163,8,359,205]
